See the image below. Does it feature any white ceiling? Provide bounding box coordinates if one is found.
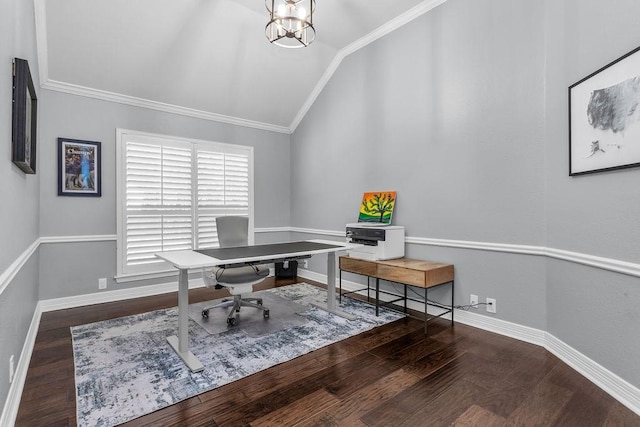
[37,0,445,133]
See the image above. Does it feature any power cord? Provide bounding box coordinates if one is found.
[386,282,491,311]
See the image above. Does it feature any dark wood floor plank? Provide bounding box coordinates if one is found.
[121,396,214,427]
[452,404,506,426]
[15,278,639,427]
[505,379,573,425]
[211,351,385,425]
[322,368,422,425]
[249,388,340,426]
[603,401,640,426]
[404,339,468,379]
[399,379,489,426]
[359,355,470,426]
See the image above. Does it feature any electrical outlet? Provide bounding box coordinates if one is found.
[486,298,496,313]
[9,355,15,384]
[302,260,309,269]
[98,278,107,290]
[470,294,478,308]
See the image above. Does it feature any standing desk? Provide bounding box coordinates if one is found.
[156,240,355,372]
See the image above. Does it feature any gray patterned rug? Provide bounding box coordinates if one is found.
[71,283,404,426]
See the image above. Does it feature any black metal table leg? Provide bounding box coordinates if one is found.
[404,284,408,313]
[375,278,379,316]
[451,280,454,326]
[339,269,342,303]
[424,287,428,335]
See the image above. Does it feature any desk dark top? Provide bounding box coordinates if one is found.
[196,241,342,261]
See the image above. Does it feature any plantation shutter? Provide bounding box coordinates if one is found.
[117,130,253,277]
[124,141,193,268]
[196,149,250,249]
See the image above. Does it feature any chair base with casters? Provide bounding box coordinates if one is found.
[202,266,269,326]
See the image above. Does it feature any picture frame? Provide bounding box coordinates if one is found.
[569,45,640,176]
[12,58,38,174]
[58,138,102,197]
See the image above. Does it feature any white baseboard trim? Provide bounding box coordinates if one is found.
[545,334,640,417]
[39,270,278,313]
[301,271,640,417]
[2,270,639,424]
[39,278,206,313]
[0,301,43,427]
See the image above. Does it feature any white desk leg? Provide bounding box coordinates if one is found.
[166,268,204,372]
[311,251,356,320]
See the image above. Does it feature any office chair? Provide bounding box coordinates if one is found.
[201,216,270,326]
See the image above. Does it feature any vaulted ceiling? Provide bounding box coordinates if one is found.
[36,0,445,133]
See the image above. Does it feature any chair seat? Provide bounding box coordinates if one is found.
[202,265,269,290]
[216,265,269,284]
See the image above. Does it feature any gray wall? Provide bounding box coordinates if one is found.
[292,0,548,328]
[291,0,640,390]
[0,0,40,407]
[37,90,291,299]
[543,0,640,388]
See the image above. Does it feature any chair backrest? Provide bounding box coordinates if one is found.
[216,216,248,248]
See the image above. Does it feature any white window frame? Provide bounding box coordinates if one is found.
[115,128,255,281]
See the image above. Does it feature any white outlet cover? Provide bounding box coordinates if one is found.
[486,298,496,313]
[470,294,478,307]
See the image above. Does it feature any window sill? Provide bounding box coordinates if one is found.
[114,269,180,284]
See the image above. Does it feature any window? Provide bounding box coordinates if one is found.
[116,129,253,278]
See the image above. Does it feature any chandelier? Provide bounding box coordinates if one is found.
[265,0,316,48]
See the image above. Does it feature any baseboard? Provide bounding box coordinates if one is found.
[39,278,207,313]
[3,270,638,425]
[0,302,43,427]
[545,333,640,416]
[304,271,640,417]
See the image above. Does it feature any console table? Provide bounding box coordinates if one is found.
[339,256,454,334]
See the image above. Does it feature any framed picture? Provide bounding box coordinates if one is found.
[569,45,640,176]
[12,58,38,174]
[58,138,102,197]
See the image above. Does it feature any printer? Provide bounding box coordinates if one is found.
[345,224,405,261]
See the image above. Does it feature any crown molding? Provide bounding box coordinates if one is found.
[33,0,49,88]
[33,0,447,135]
[40,80,291,134]
[33,0,291,135]
[289,0,448,131]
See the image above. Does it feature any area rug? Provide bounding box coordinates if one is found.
[71,283,404,426]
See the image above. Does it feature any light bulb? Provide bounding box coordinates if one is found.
[277,4,286,17]
[297,7,306,18]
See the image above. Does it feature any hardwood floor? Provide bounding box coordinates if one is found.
[16,278,640,426]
